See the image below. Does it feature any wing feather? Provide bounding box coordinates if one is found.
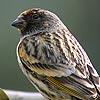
[17,31,100,99]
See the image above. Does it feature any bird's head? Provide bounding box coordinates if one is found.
[11,8,64,36]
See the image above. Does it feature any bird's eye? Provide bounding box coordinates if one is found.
[32,14,40,20]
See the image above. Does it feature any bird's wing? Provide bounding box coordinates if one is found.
[17,31,100,99]
[17,34,77,77]
[18,54,99,99]
[17,54,99,99]
[46,70,99,100]
[19,56,76,77]
[47,77,90,100]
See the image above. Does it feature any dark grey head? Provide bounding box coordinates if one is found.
[11,8,65,36]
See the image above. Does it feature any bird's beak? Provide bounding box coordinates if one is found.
[11,18,26,29]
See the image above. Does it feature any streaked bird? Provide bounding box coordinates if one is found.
[12,8,100,100]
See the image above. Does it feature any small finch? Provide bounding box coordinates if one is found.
[12,8,100,100]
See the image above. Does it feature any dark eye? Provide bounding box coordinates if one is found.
[32,14,40,20]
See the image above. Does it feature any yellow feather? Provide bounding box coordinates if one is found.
[47,77,89,100]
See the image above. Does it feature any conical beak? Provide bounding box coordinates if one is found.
[11,18,26,29]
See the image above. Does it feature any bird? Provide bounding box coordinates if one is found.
[11,8,100,100]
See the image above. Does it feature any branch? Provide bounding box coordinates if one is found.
[4,89,46,100]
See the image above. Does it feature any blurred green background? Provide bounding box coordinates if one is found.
[0,0,100,92]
